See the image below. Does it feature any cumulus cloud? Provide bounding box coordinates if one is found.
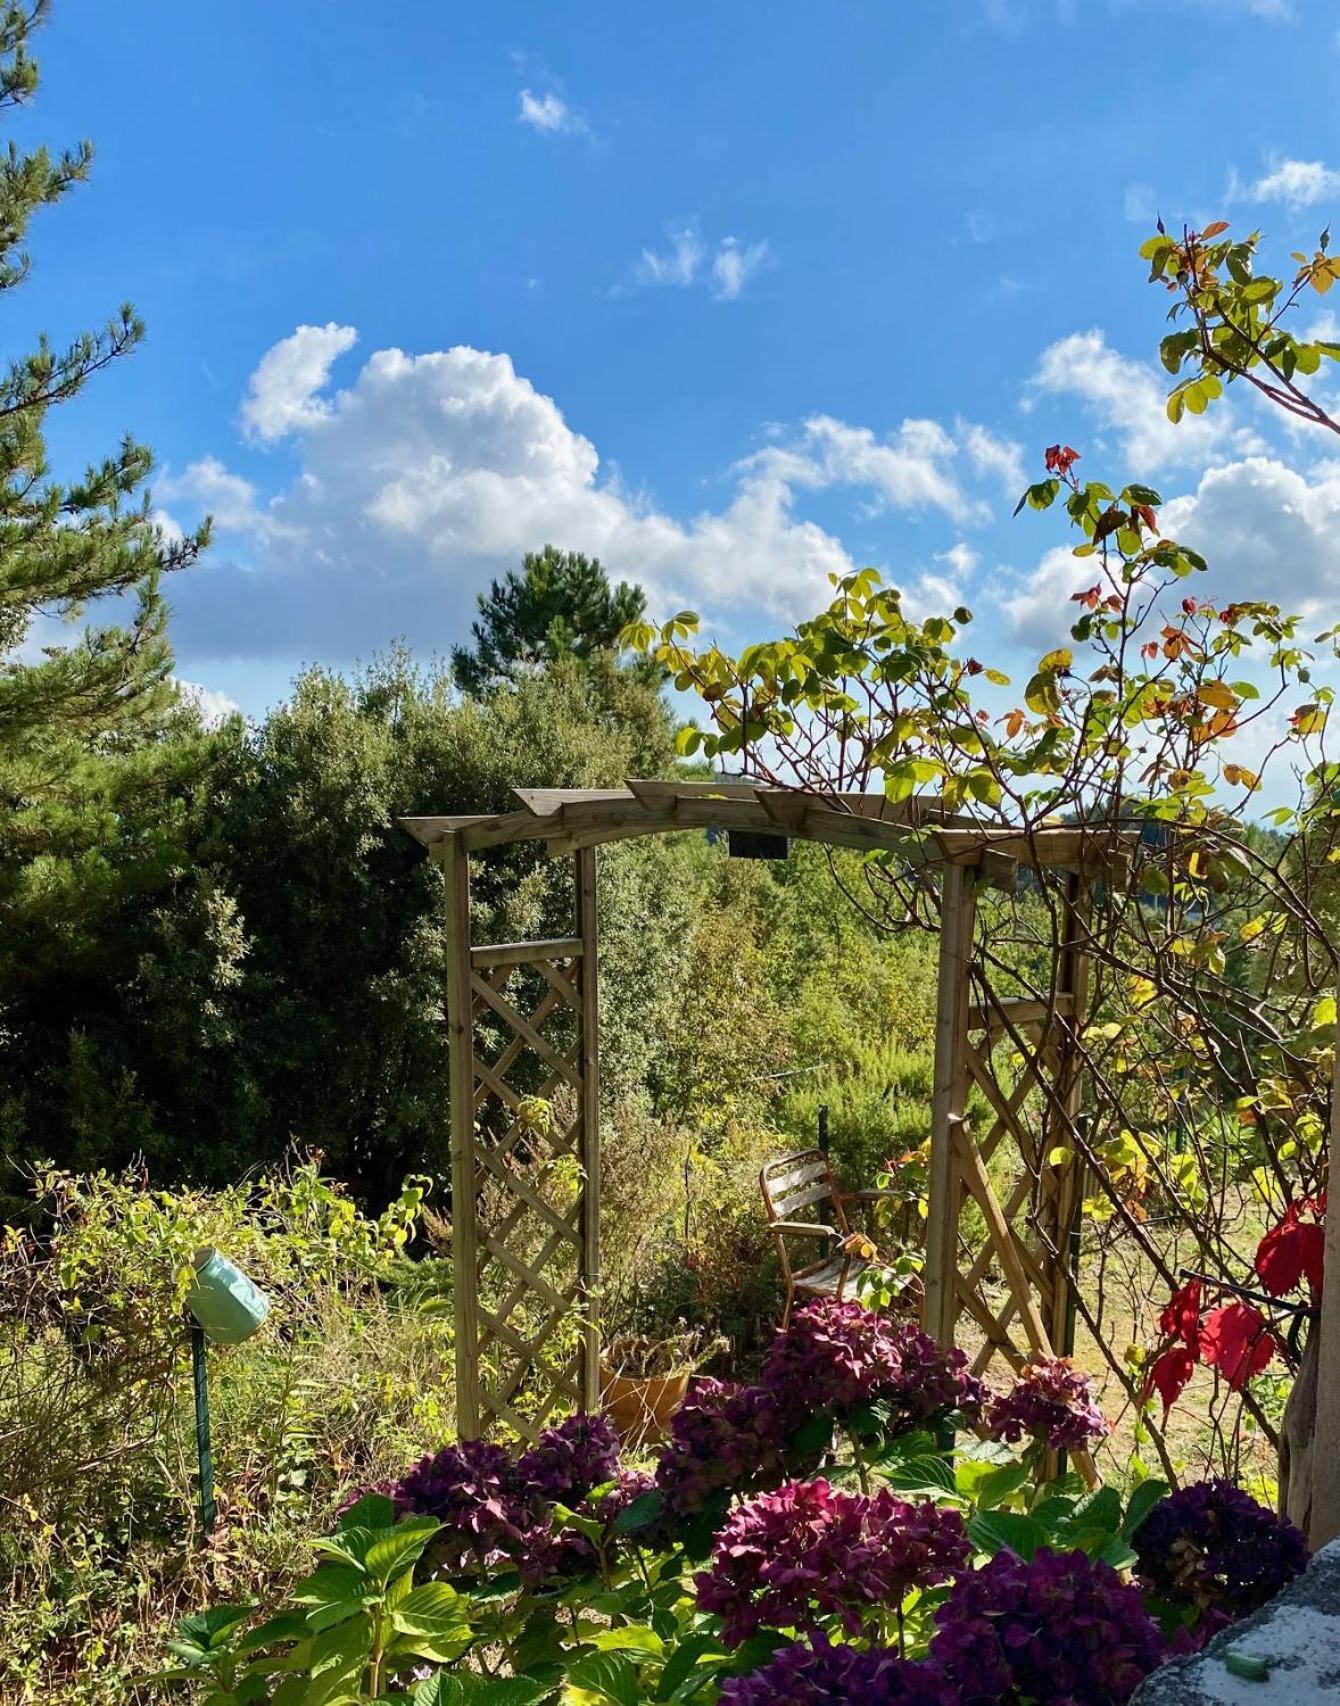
[174,678,242,727]
[1026,329,1262,474]
[162,330,1014,664]
[240,322,358,443]
[958,421,1026,494]
[1006,453,1340,647]
[624,224,774,300]
[517,88,587,135]
[1248,158,1340,210]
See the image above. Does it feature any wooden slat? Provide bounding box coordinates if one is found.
[442,833,481,1438]
[535,957,582,1013]
[474,1146,584,1245]
[471,936,584,970]
[470,973,583,1089]
[953,1120,1051,1358]
[967,994,1075,1033]
[513,787,635,817]
[576,845,601,1413]
[473,988,564,1111]
[925,863,976,1345]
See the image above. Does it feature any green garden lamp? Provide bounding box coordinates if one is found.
[184,1247,271,1534]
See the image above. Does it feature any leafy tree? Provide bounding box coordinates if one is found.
[0,1,208,1007]
[451,544,657,692]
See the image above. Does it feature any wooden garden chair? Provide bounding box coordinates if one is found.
[760,1148,909,1324]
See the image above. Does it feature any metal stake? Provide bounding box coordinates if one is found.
[191,1321,217,1535]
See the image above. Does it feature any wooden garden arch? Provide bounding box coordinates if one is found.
[401,782,1128,1443]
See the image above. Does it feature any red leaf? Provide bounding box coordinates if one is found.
[1158,1278,1202,1350]
[1199,1302,1277,1389]
[1144,1344,1196,1415]
[1256,1219,1325,1297]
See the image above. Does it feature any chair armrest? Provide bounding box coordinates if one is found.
[771,1220,833,1237]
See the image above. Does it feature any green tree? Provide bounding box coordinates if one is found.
[0,1,208,1006]
[451,544,656,692]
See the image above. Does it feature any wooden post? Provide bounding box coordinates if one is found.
[925,862,977,1347]
[575,847,601,1412]
[1307,1008,1340,1546]
[1046,874,1091,1359]
[440,832,481,1439]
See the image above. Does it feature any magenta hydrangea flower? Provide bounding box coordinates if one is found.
[389,1438,536,1573]
[515,1412,622,1506]
[986,1356,1108,1453]
[696,1477,971,1647]
[719,1636,961,1705]
[763,1300,987,1433]
[655,1379,796,1522]
[1132,1479,1309,1624]
[930,1546,1168,1706]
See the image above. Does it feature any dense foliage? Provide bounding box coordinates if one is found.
[166,1301,1311,1703]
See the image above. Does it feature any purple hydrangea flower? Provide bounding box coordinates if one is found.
[986,1357,1108,1454]
[388,1438,535,1573]
[1132,1479,1310,1624]
[515,1412,622,1506]
[930,1546,1169,1706]
[696,1477,971,1647]
[655,1379,795,1522]
[719,1635,960,1705]
[763,1300,987,1433]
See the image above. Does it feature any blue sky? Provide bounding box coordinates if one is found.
[19,0,1340,731]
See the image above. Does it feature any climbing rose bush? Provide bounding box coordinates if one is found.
[1132,1479,1310,1624]
[696,1477,971,1646]
[929,1546,1169,1706]
[654,1378,796,1520]
[986,1356,1108,1453]
[718,1636,960,1705]
[763,1298,987,1432]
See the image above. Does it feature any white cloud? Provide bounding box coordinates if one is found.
[161,457,268,533]
[710,237,774,301]
[1248,158,1340,210]
[517,88,587,136]
[162,331,1016,663]
[1006,453,1340,647]
[958,421,1026,494]
[174,678,241,727]
[624,224,774,300]
[633,226,704,289]
[1026,329,1261,474]
[240,322,358,444]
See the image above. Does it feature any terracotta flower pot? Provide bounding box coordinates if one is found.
[599,1362,691,1445]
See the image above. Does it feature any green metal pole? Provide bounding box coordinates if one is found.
[191,1322,217,1536]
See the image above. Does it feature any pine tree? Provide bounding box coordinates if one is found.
[0,2,209,994]
[451,544,657,693]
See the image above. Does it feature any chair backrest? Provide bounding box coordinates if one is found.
[759,1149,845,1229]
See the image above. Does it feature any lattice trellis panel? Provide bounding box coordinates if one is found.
[439,837,599,1441]
[924,866,1093,1474]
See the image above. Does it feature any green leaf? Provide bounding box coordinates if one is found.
[170,1603,257,1658]
[971,1461,1032,1512]
[363,1517,441,1586]
[338,1493,397,1532]
[612,1489,665,1537]
[1025,672,1062,716]
[967,1510,1047,1560]
[414,1674,551,1704]
[1121,1479,1171,1540]
[654,1632,730,1701]
[880,1453,960,1500]
[566,1650,640,1706]
[587,1625,664,1659]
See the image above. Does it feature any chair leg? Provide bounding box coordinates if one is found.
[782,1278,795,1328]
